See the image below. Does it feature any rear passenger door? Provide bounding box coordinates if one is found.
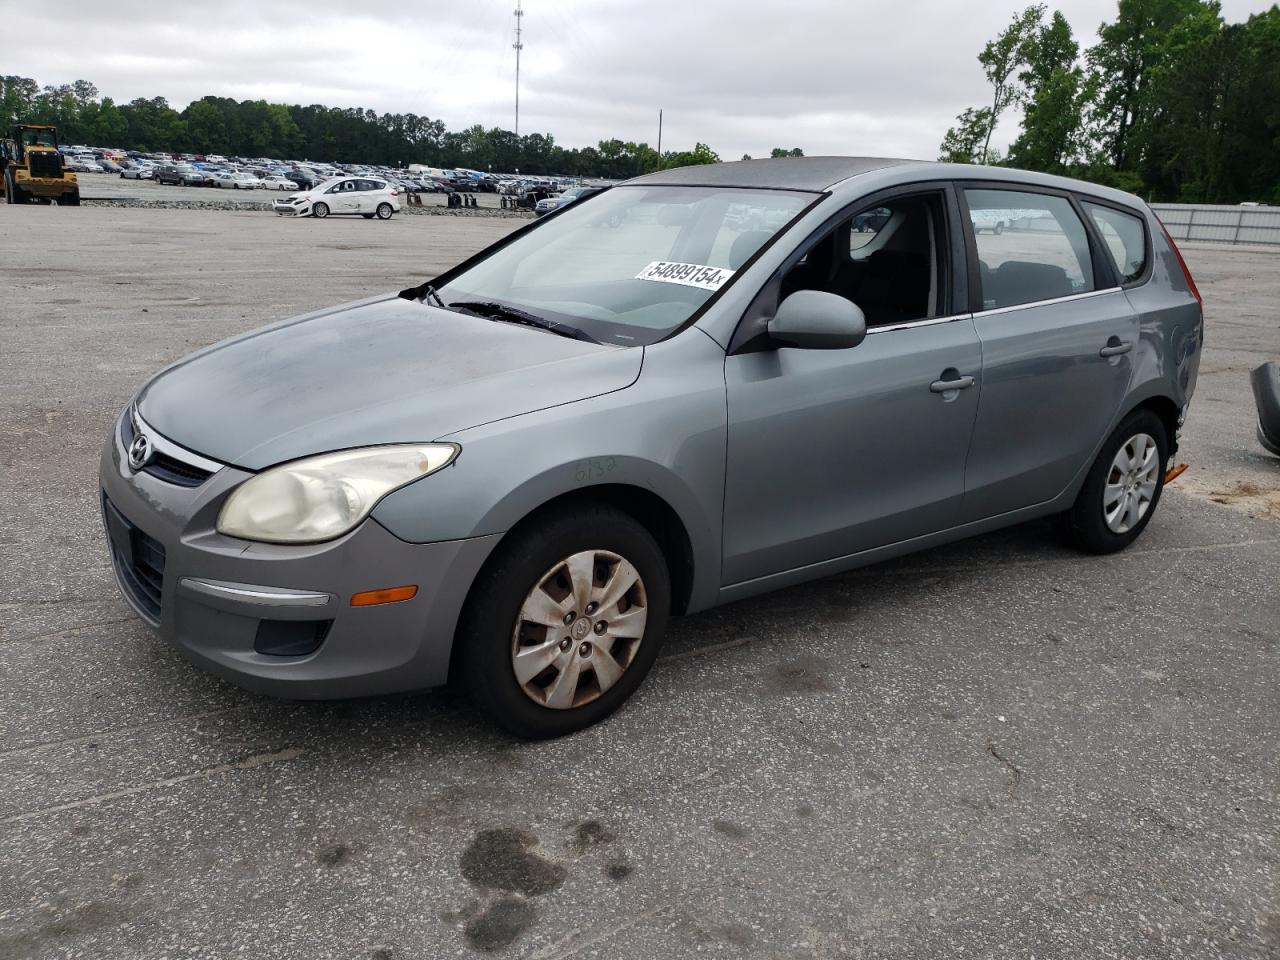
[956,185,1137,522]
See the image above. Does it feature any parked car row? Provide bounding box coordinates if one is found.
[56,143,609,198]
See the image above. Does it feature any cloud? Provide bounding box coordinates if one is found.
[12,0,1276,159]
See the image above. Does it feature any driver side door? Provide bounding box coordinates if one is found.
[721,186,983,586]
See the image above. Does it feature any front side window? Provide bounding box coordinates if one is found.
[780,193,947,328]
[965,188,1094,309]
[1085,202,1147,284]
[437,185,814,346]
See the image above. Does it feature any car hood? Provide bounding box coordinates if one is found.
[137,294,642,470]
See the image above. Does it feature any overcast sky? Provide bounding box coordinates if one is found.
[10,0,1277,159]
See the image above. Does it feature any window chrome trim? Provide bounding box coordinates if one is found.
[131,406,226,474]
[972,286,1123,318]
[179,577,333,608]
[866,313,973,335]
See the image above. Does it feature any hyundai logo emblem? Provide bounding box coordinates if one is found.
[128,433,152,471]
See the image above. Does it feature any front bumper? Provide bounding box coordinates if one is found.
[273,199,309,216]
[98,410,499,698]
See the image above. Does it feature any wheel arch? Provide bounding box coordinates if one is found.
[1120,391,1182,455]
[464,483,698,618]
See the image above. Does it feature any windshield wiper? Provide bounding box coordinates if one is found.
[448,300,599,344]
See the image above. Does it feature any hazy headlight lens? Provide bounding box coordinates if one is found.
[217,444,458,543]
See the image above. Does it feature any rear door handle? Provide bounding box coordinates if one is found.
[930,375,975,393]
[1100,339,1133,358]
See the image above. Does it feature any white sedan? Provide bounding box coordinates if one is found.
[260,176,298,191]
[272,176,402,219]
[213,172,264,189]
[120,165,154,180]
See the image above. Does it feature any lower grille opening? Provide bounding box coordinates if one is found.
[254,619,333,657]
[103,495,166,622]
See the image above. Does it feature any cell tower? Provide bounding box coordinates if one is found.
[513,1,524,138]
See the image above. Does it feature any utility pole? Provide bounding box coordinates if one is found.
[657,109,663,159]
[513,1,524,138]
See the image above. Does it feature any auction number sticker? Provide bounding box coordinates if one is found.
[635,261,734,291]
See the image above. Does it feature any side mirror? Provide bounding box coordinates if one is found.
[768,291,867,350]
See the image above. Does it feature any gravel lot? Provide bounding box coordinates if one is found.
[1,205,1277,960]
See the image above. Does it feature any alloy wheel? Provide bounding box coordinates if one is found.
[511,550,648,710]
[1103,432,1159,533]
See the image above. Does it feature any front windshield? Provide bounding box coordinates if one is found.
[21,128,57,148]
[437,185,814,345]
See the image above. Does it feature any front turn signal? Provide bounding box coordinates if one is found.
[350,585,418,607]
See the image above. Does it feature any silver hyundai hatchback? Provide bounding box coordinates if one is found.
[100,157,1203,737]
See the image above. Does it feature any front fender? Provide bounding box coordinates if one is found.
[371,332,729,612]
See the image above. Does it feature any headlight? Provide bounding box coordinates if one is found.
[216,444,459,544]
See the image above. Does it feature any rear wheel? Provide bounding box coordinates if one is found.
[376,202,394,220]
[312,202,329,219]
[1059,409,1168,554]
[56,190,80,206]
[457,504,671,739]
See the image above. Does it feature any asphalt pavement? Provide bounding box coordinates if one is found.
[0,206,1277,959]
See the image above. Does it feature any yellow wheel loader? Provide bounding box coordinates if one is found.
[0,124,80,206]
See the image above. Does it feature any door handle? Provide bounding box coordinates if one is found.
[930,375,975,393]
[1099,339,1133,358]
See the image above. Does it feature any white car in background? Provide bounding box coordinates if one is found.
[272,176,402,219]
[213,172,263,189]
[260,175,298,191]
[120,163,154,180]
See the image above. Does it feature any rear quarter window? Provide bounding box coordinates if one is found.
[1084,202,1148,284]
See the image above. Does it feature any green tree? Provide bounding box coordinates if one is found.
[941,5,1045,164]
[769,147,804,157]
[1087,0,1206,169]
[1008,11,1086,171]
[662,142,720,168]
[939,107,994,163]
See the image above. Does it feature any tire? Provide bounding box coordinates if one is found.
[1058,408,1168,554]
[456,503,671,739]
[376,202,394,220]
[994,221,1005,235]
[312,202,329,219]
[361,213,374,219]
[56,190,80,206]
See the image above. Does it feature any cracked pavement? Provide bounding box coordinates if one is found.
[0,208,1277,959]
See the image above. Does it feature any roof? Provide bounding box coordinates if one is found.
[623,156,922,191]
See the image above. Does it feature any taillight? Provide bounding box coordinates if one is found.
[1160,221,1202,307]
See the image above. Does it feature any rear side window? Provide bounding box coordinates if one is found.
[965,188,1095,310]
[1085,203,1147,284]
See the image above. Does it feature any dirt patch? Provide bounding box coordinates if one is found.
[1175,474,1280,521]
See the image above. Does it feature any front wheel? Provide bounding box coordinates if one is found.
[1058,409,1168,554]
[457,504,671,739]
[376,202,394,219]
[57,190,80,206]
[312,202,329,219]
